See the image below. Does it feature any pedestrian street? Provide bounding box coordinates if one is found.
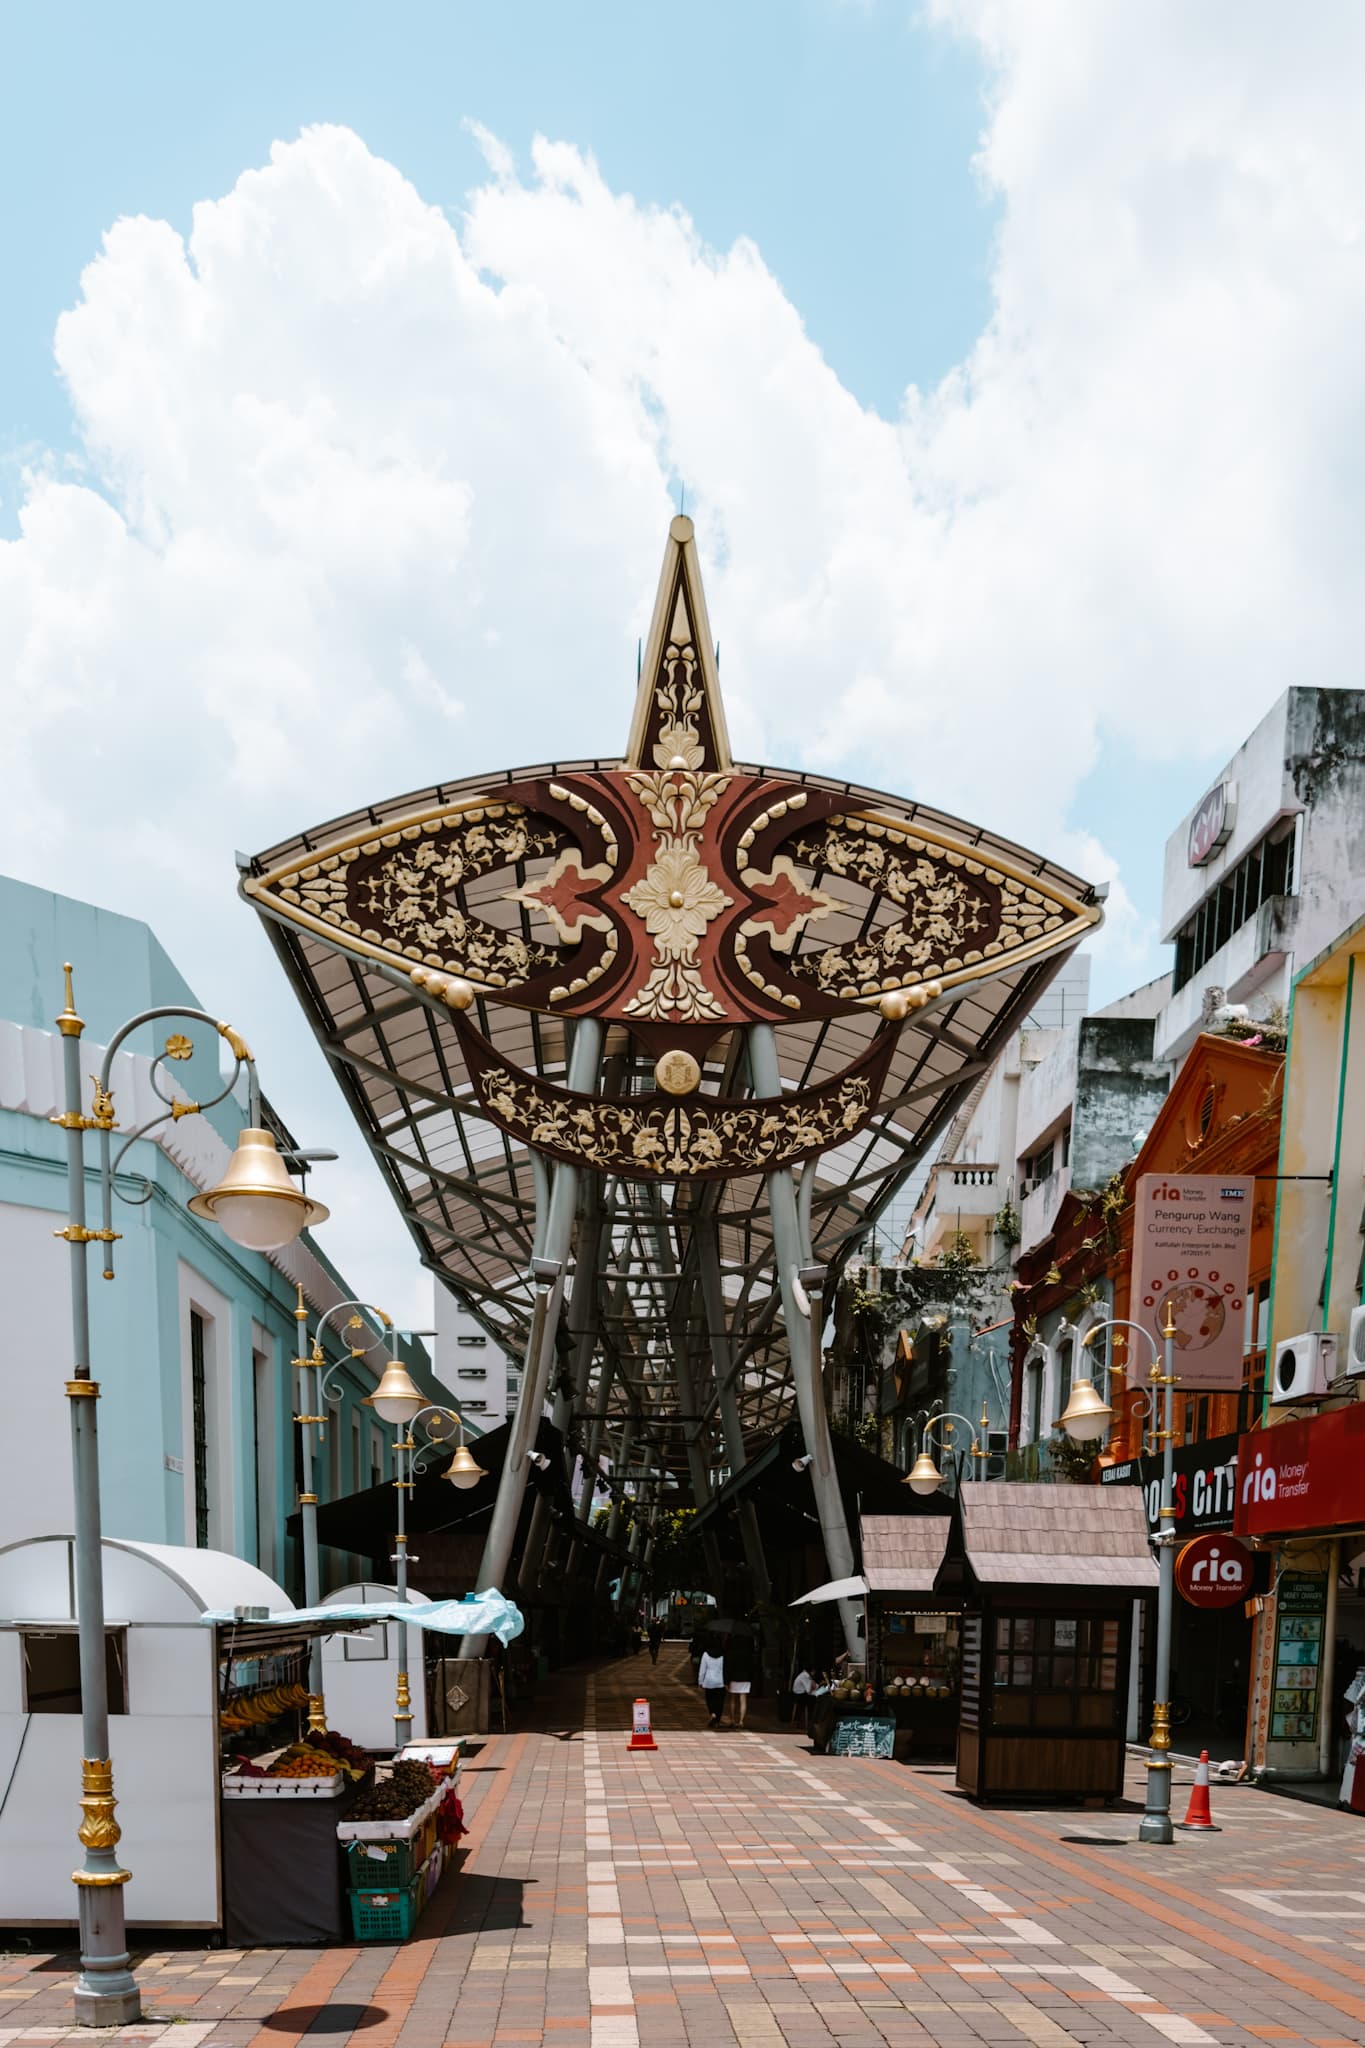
[6,1649,1365,2048]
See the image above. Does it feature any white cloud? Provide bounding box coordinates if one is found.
[3,12,1364,1305]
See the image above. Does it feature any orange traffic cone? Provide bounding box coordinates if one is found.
[1176,1749,1220,1831]
[627,1698,658,1752]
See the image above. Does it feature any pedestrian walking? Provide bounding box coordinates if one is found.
[698,1635,726,1729]
[725,1628,754,1728]
[647,1617,664,1663]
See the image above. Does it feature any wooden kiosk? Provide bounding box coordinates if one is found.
[935,1485,1155,1803]
[861,1516,961,1752]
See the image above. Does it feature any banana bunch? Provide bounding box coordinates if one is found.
[219,1681,309,1732]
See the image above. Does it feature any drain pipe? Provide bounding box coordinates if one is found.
[1318,1539,1341,1780]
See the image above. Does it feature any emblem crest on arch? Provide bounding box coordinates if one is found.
[243,515,1100,1037]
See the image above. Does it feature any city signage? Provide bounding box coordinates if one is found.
[1175,1531,1254,1609]
[1132,1175,1253,1389]
[1235,1403,1365,1537]
[1188,781,1237,866]
[1100,1431,1239,1537]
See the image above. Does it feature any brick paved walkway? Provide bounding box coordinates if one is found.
[6,1647,1365,2047]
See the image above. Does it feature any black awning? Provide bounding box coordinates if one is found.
[292,1416,572,1556]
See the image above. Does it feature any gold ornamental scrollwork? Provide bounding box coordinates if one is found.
[457,1016,899,1182]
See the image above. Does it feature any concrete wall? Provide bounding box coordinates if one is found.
[1157,688,1365,1063]
[1070,1018,1169,1192]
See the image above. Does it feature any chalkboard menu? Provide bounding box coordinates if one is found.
[832,1716,896,1758]
[1270,1571,1327,1744]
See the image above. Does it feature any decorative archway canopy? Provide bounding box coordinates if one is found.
[243,518,1100,1480]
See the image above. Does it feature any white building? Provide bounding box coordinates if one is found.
[1154,687,1365,1064]
[434,1285,519,1428]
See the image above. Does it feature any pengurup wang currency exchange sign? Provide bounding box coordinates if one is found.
[1132,1174,1253,1391]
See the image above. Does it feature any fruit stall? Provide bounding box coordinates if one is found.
[792,1512,958,1757]
[0,1535,520,1938]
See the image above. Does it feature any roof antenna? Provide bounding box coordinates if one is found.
[679,482,686,516]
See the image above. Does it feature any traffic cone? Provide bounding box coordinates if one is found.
[1176,1749,1220,1831]
[627,1698,658,1752]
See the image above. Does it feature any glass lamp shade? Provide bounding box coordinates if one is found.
[188,1128,328,1251]
[1057,1375,1114,1442]
[446,1443,486,1490]
[367,1360,425,1425]
[903,1450,943,1497]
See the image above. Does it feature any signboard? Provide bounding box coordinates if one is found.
[1270,1572,1326,1744]
[1235,1403,1365,1536]
[1101,1432,1240,1537]
[832,1716,896,1759]
[1188,781,1237,866]
[1175,1532,1254,1609]
[1132,1175,1253,1390]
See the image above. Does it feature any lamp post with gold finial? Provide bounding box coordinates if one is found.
[291,1295,397,1728]
[1057,1306,1180,1844]
[51,965,328,2026]
[362,1354,486,1748]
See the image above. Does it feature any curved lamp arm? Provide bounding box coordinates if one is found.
[95,1007,253,1242]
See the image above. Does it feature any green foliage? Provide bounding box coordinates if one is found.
[830,1412,882,1453]
[1050,1431,1103,1483]
[993,1200,1021,1248]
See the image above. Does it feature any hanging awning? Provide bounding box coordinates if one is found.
[790,1575,869,1607]
[202,1590,524,1644]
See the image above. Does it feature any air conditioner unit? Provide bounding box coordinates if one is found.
[1270,1331,1337,1406]
[1346,1305,1365,1377]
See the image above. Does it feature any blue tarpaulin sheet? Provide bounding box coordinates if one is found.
[202,1589,524,1644]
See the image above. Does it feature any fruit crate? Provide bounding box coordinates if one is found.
[346,1836,423,1889]
[348,1874,424,1944]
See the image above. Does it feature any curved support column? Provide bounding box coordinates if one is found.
[748,1024,861,1662]
[460,1019,604,1654]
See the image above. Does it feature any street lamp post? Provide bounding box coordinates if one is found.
[52,967,327,2025]
[363,1357,486,1748]
[1058,1308,1179,1845]
[903,1407,992,1496]
[290,1295,395,1726]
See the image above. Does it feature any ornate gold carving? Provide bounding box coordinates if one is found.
[278,805,566,988]
[510,849,615,944]
[769,816,1074,1002]
[307,1694,328,1734]
[619,653,735,1020]
[164,1033,194,1061]
[654,1050,701,1096]
[395,1673,412,1722]
[66,1379,100,1399]
[89,1078,117,1130]
[463,1022,894,1181]
[77,1758,123,1855]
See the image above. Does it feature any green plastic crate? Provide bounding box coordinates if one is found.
[346,1836,420,1889]
[348,1877,422,1943]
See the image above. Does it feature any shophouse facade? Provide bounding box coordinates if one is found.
[1234,912,1365,1787]
[0,876,448,1594]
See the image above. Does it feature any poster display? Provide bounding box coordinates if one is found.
[1270,1572,1327,1744]
[1132,1174,1253,1390]
[832,1716,896,1758]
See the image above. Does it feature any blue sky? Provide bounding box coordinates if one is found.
[2,2,991,460]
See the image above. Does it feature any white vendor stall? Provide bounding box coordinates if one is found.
[0,1533,290,1928]
[320,1581,431,1749]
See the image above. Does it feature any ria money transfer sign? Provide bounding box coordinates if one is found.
[1132,1174,1253,1390]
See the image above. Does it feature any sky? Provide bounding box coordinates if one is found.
[4,1,1364,1323]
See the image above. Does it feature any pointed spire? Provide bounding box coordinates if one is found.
[622,516,733,772]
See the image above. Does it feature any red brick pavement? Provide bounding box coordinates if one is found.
[7,1648,1365,2047]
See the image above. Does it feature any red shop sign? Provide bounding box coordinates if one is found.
[1234,1404,1365,1538]
[1175,1532,1254,1608]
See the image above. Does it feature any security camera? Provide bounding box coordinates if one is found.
[792,1453,814,1472]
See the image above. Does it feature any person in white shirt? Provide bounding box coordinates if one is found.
[697,1640,726,1729]
[792,1667,814,1733]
